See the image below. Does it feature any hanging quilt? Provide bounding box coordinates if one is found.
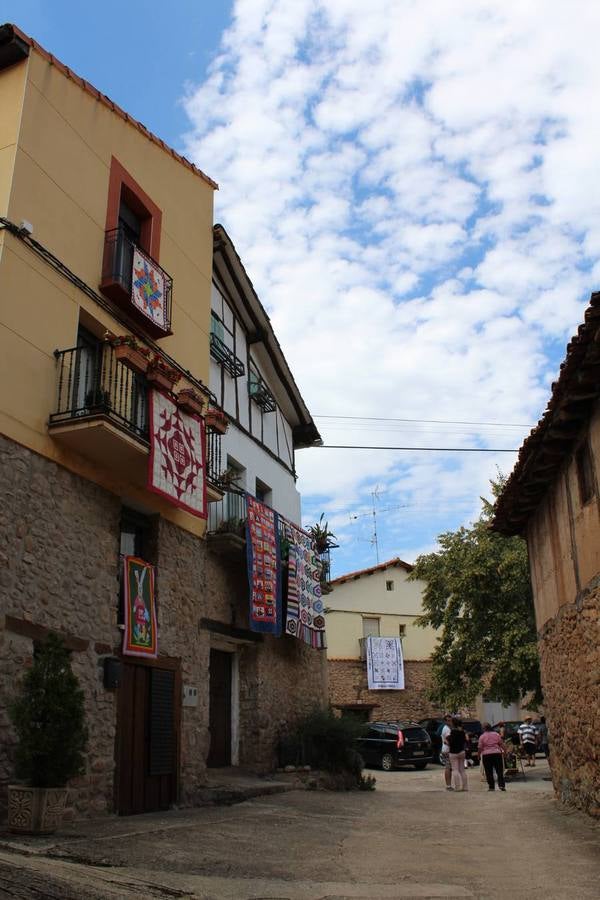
[123,556,158,658]
[148,389,207,519]
[284,522,327,650]
[366,636,404,690]
[131,247,169,332]
[246,495,282,634]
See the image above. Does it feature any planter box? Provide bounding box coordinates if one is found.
[177,389,207,417]
[205,410,229,435]
[8,785,68,834]
[147,369,177,392]
[114,344,149,375]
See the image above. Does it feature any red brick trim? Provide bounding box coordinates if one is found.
[105,156,162,260]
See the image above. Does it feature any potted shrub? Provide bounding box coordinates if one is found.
[307,513,338,554]
[176,387,209,417]
[110,334,151,375]
[146,356,181,392]
[205,407,229,434]
[8,633,88,834]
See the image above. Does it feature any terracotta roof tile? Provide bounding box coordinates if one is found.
[4,23,218,191]
[493,290,600,535]
[330,557,413,585]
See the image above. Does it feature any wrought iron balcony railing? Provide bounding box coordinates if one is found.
[207,488,247,537]
[49,344,149,443]
[210,332,245,378]
[101,226,172,336]
[205,425,225,488]
[249,377,276,413]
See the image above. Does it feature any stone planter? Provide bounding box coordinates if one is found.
[114,344,149,375]
[8,785,68,834]
[205,409,229,434]
[176,389,207,417]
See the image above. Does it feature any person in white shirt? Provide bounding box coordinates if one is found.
[440,714,453,790]
[518,717,538,766]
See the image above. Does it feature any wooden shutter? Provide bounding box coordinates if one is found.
[149,669,175,776]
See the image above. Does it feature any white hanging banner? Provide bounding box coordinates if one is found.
[366,636,405,690]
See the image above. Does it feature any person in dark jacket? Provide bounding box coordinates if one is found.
[448,718,468,791]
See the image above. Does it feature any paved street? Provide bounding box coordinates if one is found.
[1,761,598,899]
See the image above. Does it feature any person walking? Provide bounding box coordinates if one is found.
[518,716,538,766]
[439,714,453,791]
[448,717,469,792]
[536,716,549,758]
[478,723,506,791]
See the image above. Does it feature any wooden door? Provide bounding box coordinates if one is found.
[117,660,179,815]
[207,649,232,767]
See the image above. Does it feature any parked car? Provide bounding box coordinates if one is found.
[418,717,445,764]
[463,719,483,763]
[356,722,433,771]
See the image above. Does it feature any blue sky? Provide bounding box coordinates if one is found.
[8,2,599,576]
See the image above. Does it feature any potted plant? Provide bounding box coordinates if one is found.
[84,387,111,412]
[205,407,229,435]
[8,633,88,834]
[146,356,181,392]
[176,387,209,417]
[307,513,338,554]
[110,334,151,375]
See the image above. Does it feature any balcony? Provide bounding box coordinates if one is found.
[205,425,227,502]
[101,226,172,338]
[48,343,150,481]
[210,332,245,378]
[207,489,247,555]
[249,377,276,413]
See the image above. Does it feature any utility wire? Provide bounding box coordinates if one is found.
[315,444,517,452]
[314,414,532,427]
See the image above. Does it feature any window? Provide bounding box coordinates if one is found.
[362,617,380,638]
[255,478,272,506]
[386,580,394,591]
[399,624,406,638]
[210,312,225,343]
[576,440,595,505]
[119,508,154,625]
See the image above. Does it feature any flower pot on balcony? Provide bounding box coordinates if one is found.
[114,344,149,375]
[177,388,207,417]
[205,408,229,434]
[147,360,181,393]
[8,785,68,835]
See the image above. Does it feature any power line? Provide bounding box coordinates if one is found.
[316,444,517,452]
[314,414,532,428]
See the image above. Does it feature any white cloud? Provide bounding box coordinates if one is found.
[182,0,598,573]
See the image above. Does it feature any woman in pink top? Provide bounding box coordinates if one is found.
[478,723,506,791]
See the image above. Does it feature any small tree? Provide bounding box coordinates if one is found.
[9,633,88,788]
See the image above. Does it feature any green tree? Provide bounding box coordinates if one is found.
[10,633,88,787]
[409,480,541,710]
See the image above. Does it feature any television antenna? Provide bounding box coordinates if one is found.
[349,488,409,564]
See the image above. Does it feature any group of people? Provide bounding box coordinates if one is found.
[440,714,546,793]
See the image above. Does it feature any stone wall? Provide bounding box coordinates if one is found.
[328,658,442,721]
[538,584,600,817]
[0,435,329,820]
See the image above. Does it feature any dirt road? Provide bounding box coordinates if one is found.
[1,760,598,899]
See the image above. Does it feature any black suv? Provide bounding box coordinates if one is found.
[356,722,433,771]
[419,717,445,763]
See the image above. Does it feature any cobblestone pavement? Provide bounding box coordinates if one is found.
[1,760,598,899]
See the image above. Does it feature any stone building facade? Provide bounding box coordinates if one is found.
[494,292,600,818]
[0,24,326,822]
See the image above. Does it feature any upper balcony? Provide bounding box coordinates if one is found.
[100,226,173,339]
[210,332,245,378]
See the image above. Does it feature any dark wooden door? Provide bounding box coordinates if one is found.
[117,660,179,815]
[207,649,232,767]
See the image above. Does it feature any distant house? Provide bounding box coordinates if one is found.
[325,558,441,722]
[494,292,600,818]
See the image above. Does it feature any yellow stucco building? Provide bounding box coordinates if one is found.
[0,23,326,825]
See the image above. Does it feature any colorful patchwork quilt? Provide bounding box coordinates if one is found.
[123,556,157,658]
[246,495,282,634]
[284,522,326,650]
[148,389,207,518]
[366,636,404,689]
[131,247,169,332]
